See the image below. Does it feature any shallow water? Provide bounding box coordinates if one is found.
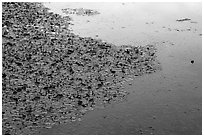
[39,2,202,135]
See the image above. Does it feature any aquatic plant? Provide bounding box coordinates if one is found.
[2,2,161,135]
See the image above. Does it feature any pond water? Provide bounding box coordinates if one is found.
[39,2,202,135]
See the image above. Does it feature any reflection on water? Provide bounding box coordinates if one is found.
[44,2,201,45]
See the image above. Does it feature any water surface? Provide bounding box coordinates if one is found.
[39,2,202,135]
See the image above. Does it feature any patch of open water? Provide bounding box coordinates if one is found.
[39,2,202,134]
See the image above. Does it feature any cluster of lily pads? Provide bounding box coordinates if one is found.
[2,2,161,135]
[62,8,100,16]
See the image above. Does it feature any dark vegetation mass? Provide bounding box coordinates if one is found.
[2,2,161,135]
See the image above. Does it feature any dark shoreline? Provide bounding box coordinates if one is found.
[2,2,160,135]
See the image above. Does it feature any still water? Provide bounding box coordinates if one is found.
[39,2,202,134]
